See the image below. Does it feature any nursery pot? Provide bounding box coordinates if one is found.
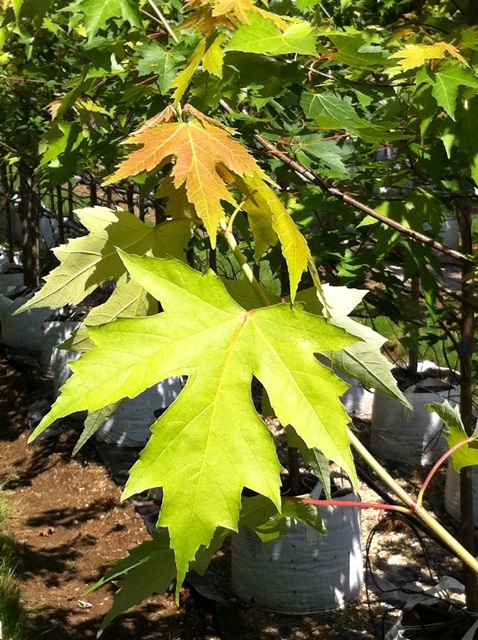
[444,460,478,527]
[370,362,459,467]
[41,320,81,376]
[231,483,363,614]
[0,294,52,352]
[339,374,374,420]
[95,377,183,447]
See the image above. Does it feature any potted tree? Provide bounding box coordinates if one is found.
[6,0,478,628]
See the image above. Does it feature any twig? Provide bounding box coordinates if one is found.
[145,0,179,44]
[348,427,478,576]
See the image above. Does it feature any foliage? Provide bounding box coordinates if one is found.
[2,0,478,627]
[0,491,33,640]
[427,400,478,472]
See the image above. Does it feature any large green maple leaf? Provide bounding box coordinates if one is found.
[68,0,142,41]
[30,253,359,587]
[416,65,478,120]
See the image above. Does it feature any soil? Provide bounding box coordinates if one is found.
[0,345,473,640]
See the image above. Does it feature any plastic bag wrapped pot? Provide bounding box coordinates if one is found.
[41,320,81,376]
[370,362,460,466]
[0,272,23,295]
[340,377,374,420]
[95,377,183,447]
[444,461,478,527]
[0,294,52,351]
[231,483,363,613]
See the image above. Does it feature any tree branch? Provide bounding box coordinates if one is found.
[219,100,472,266]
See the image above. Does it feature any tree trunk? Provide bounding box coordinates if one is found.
[456,197,478,612]
[67,181,74,220]
[18,162,40,289]
[56,184,65,244]
[0,164,15,263]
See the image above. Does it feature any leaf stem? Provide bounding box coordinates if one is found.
[145,0,179,44]
[219,218,272,307]
[283,495,412,514]
[416,436,473,507]
[218,100,471,265]
[348,427,478,575]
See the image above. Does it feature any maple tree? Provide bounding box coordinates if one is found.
[2,0,478,624]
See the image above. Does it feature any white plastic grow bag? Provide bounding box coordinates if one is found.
[341,378,374,420]
[95,377,183,447]
[444,461,478,527]
[41,320,80,375]
[370,363,459,466]
[0,294,52,351]
[231,484,363,613]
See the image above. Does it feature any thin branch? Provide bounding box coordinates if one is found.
[348,427,478,575]
[145,0,179,44]
[218,100,472,266]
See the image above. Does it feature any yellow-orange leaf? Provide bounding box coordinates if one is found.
[212,0,289,30]
[240,174,310,300]
[183,0,289,34]
[105,110,262,245]
[390,42,467,71]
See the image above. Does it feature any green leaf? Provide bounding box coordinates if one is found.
[301,91,407,142]
[326,30,390,68]
[16,208,189,312]
[303,449,332,499]
[227,13,317,56]
[69,0,142,41]
[238,494,324,543]
[291,134,351,179]
[32,254,359,588]
[136,43,185,94]
[72,402,121,456]
[456,97,478,185]
[224,276,280,311]
[426,401,478,472]
[96,533,177,633]
[416,65,478,120]
[96,526,229,631]
[239,174,310,300]
[298,284,411,407]
[171,38,207,104]
[202,33,227,77]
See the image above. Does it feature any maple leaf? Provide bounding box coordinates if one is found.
[227,12,317,56]
[426,401,478,472]
[239,174,310,300]
[104,107,265,246]
[212,0,289,30]
[390,42,467,72]
[69,273,157,353]
[69,0,142,41]
[416,64,478,120]
[16,207,190,312]
[182,0,289,34]
[31,253,359,588]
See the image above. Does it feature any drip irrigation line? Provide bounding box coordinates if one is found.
[364,512,440,640]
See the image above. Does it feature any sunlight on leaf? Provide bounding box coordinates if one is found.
[31,253,359,589]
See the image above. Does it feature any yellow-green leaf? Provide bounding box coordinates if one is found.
[31,254,359,589]
[390,42,467,72]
